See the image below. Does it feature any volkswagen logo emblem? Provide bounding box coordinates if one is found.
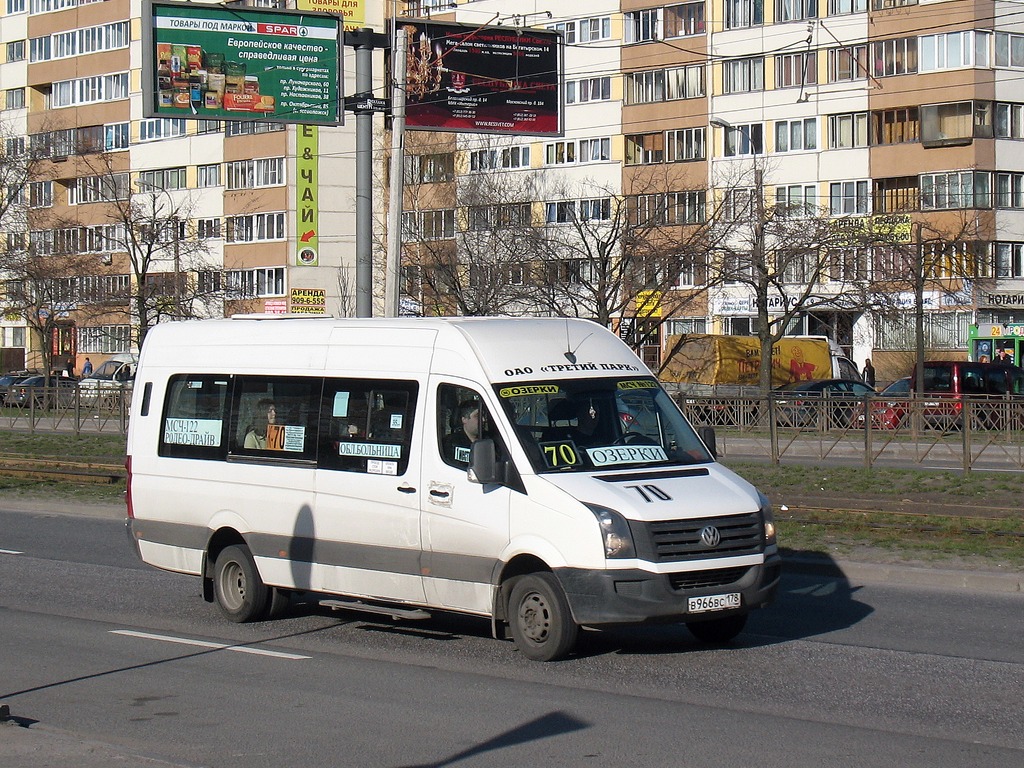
[699,525,721,548]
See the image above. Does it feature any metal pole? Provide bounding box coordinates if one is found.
[355,29,374,318]
[385,26,407,318]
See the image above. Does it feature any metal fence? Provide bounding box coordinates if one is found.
[672,390,1024,472]
[1,385,132,435]
[4,383,1022,472]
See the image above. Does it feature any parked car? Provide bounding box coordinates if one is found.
[4,375,78,408]
[855,377,912,429]
[0,372,33,401]
[916,361,1024,429]
[775,378,876,428]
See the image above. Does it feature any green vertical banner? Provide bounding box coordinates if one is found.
[296,125,319,267]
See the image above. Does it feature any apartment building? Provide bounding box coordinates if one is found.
[397,0,1024,379]
[0,0,374,373]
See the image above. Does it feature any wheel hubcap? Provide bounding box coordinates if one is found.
[519,592,550,643]
[220,561,245,610]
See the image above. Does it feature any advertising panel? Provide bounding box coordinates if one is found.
[144,0,342,125]
[397,19,562,136]
[296,0,364,31]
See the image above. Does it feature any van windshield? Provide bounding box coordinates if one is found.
[494,376,713,473]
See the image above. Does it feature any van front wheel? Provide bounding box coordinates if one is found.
[507,573,578,662]
[213,544,271,622]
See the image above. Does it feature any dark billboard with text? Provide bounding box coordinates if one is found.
[397,19,562,137]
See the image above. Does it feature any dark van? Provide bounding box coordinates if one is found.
[916,361,1024,428]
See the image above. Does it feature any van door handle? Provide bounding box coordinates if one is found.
[397,486,416,494]
[429,489,450,499]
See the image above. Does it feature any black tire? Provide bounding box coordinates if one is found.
[686,612,748,644]
[507,573,578,662]
[213,544,272,622]
[266,587,292,619]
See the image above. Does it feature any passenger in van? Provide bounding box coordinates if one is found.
[244,399,277,449]
[443,399,482,465]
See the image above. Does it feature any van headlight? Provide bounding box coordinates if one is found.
[759,492,777,545]
[585,503,636,559]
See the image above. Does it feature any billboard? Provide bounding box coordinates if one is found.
[397,19,562,136]
[144,1,342,125]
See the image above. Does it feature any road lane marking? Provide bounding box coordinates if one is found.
[110,630,311,659]
[0,549,23,555]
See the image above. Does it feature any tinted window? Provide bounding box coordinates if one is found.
[319,379,418,475]
[230,376,320,460]
[159,374,230,460]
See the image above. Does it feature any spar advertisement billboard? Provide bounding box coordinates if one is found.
[143,1,342,125]
[397,19,562,136]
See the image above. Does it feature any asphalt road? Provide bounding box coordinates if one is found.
[2,505,1023,767]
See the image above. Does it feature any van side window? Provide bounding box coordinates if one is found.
[437,384,501,469]
[230,376,320,459]
[159,375,230,460]
[319,379,418,474]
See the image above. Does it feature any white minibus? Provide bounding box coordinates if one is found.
[126,316,779,661]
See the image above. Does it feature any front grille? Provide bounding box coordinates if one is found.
[668,566,751,591]
[635,512,764,563]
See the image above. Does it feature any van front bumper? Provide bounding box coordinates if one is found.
[555,554,782,626]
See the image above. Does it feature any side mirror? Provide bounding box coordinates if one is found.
[697,426,717,459]
[468,438,501,484]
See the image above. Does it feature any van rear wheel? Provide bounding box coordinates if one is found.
[507,573,578,662]
[686,613,748,644]
[213,544,271,622]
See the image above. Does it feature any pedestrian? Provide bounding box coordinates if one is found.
[82,357,93,376]
[862,358,876,389]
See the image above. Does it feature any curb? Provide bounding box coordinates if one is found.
[783,553,1024,593]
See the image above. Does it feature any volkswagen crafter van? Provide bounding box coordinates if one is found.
[126,316,780,661]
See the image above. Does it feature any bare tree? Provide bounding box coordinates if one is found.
[78,153,224,346]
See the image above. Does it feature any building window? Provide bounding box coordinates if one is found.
[565,76,611,104]
[579,198,612,221]
[995,103,1024,138]
[6,40,26,61]
[29,181,53,207]
[995,32,1024,69]
[404,153,454,184]
[776,0,817,21]
[666,127,706,162]
[226,157,285,189]
[828,247,869,281]
[226,212,286,242]
[827,112,868,148]
[468,145,530,171]
[225,121,285,137]
[871,107,919,144]
[669,190,706,224]
[626,64,704,104]
[624,9,662,43]
[31,20,127,61]
[105,122,129,151]
[829,180,870,215]
[70,173,129,204]
[920,31,990,72]
[920,101,992,147]
[79,325,131,354]
[723,56,764,93]
[4,88,26,110]
[545,140,577,165]
[52,72,128,107]
[872,37,917,77]
[827,45,868,82]
[874,177,919,213]
[137,167,187,192]
[920,171,990,210]
[578,137,611,162]
[138,118,187,142]
[994,243,1024,277]
[776,52,817,88]
[197,218,222,239]
[996,173,1024,209]
[544,201,577,224]
[776,185,817,217]
[724,0,763,29]
[775,118,817,152]
[227,267,286,297]
[721,123,764,156]
[871,0,915,8]
[664,2,705,37]
[402,209,455,240]
[197,164,221,188]
[467,203,530,230]
[196,120,221,134]
[625,133,665,164]
[558,16,613,42]
[828,0,867,13]
[7,0,27,12]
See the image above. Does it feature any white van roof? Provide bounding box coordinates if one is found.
[137,317,650,382]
